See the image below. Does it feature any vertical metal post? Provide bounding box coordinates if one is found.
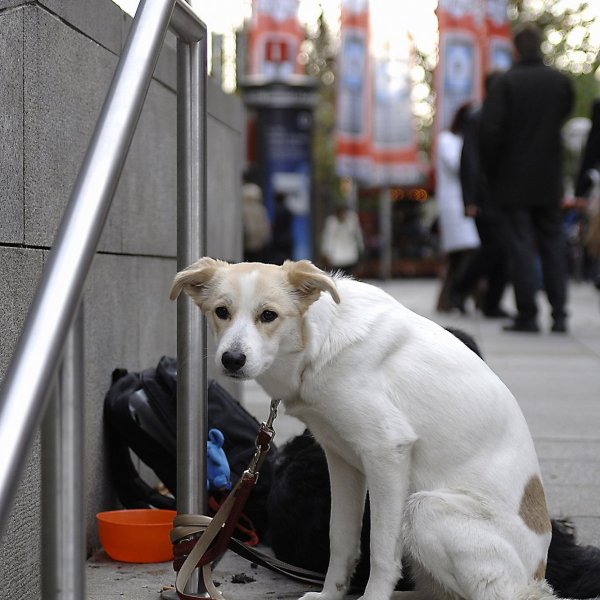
[379,187,393,280]
[41,305,85,600]
[172,25,208,598]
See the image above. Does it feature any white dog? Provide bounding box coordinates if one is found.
[171,258,560,600]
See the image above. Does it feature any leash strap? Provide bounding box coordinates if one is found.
[226,538,326,585]
[171,399,280,600]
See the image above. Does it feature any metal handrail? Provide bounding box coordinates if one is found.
[0,0,208,597]
[41,306,85,599]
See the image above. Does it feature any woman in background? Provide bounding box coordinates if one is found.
[435,103,480,312]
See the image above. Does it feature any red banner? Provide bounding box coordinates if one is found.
[247,0,305,79]
[369,35,424,186]
[336,0,424,186]
[434,0,485,136]
[335,0,372,181]
[484,0,512,72]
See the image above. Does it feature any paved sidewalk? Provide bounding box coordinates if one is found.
[88,278,600,599]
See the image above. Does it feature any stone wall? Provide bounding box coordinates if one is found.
[0,1,243,597]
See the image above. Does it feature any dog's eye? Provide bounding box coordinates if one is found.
[215,306,230,320]
[260,310,278,323]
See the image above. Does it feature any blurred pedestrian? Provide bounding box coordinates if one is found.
[241,182,270,262]
[266,191,294,264]
[451,72,510,318]
[574,98,600,201]
[480,23,574,333]
[573,97,600,289]
[435,103,480,312]
[320,202,364,277]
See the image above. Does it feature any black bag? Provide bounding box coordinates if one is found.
[103,356,276,536]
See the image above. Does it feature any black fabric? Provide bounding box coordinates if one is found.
[479,58,573,209]
[454,212,510,313]
[455,106,509,313]
[104,357,180,496]
[457,109,509,312]
[546,519,600,599]
[575,98,600,198]
[460,107,490,213]
[267,430,332,573]
[103,356,276,536]
[104,367,177,510]
[500,205,568,321]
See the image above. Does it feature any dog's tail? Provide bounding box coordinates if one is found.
[546,518,600,599]
[515,580,558,600]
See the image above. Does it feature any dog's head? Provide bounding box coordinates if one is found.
[170,258,340,379]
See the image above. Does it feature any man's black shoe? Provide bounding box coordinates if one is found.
[551,319,567,333]
[503,319,540,333]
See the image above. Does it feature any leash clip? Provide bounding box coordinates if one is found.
[243,398,281,482]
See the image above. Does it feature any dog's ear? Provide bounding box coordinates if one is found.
[283,260,340,308]
[170,257,227,307]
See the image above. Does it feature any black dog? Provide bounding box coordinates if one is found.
[267,329,600,599]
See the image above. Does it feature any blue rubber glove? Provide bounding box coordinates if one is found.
[206,428,232,491]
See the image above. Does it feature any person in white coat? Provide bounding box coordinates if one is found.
[321,203,365,277]
[435,103,480,312]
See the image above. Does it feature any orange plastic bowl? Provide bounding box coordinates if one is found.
[96,509,176,563]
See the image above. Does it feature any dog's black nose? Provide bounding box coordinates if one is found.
[221,351,246,373]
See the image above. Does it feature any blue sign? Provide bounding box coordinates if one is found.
[260,107,313,260]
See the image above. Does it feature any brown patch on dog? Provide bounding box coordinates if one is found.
[534,560,546,581]
[519,475,551,534]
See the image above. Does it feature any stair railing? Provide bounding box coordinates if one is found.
[0,0,208,597]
